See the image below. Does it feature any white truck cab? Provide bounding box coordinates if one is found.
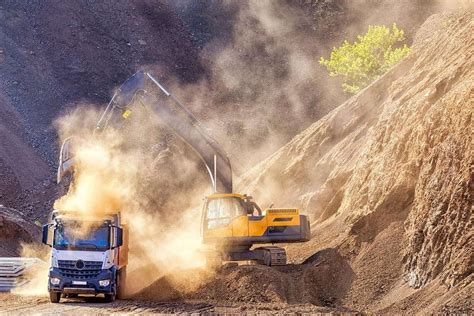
[42,211,128,303]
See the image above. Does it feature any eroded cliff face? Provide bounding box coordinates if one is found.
[0,94,49,209]
[238,11,472,296]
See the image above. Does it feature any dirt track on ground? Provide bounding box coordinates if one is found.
[0,294,347,314]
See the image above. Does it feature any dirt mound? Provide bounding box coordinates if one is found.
[190,265,289,304]
[133,248,353,308]
[238,11,473,313]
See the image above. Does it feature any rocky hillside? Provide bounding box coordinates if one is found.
[0,1,208,213]
[239,12,473,313]
[0,95,49,208]
[0,0,441,214]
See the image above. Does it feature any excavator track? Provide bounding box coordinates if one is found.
[215,246,288,267]
[259,247,287,266]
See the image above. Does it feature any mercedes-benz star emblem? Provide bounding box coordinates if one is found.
[75,260,85,270]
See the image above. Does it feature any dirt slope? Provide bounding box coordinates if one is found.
[238,11,473,313]
[0,0,205,139]
[0,206,39,256]
[0,94,48,204]
[0,0,208,214]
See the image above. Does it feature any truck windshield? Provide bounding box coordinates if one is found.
[54,221,110,251]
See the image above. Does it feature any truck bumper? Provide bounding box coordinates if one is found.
[48,267,116,295]
[62,287,97,295]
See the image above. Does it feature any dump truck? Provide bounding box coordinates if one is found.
[42,210,128,303]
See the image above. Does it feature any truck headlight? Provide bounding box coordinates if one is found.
[50,277,61,285]
[99,279,110,287]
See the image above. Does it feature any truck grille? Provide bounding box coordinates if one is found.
[58,260,102,279]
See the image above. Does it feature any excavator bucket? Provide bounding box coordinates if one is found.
[57,71,233,192]
[95,71,148,131]
[57,136,80,184]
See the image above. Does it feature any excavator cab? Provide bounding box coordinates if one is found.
[203,194,262,231]
[204,194,247,230]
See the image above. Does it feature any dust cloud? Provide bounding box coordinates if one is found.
[54,106,214,295]
[173,0,344,171]
[12,243,50,296]
[167,0,455,176]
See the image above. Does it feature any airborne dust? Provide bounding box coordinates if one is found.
[15,105,213,296]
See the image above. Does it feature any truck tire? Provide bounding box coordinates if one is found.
[104,292,116,303]
[104,275,117,302]
[49,291,61,303]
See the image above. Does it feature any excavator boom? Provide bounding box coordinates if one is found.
[59,71,232,193]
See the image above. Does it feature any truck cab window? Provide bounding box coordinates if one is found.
[54,221,110,251]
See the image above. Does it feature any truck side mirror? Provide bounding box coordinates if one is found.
[42,224,53,246]
[116,227,123,247]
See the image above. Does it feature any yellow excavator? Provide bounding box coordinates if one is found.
[58,71,310,266]
[202,193,310,265]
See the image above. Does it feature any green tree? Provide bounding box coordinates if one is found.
[320,24,411,94]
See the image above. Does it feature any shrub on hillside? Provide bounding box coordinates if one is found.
[320,24,411,94]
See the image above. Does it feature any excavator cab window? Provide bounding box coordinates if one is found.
[205,197,246,229]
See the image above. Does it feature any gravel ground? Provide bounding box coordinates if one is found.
[0,294,349,314]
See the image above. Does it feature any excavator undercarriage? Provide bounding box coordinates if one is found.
[224,246,287,266]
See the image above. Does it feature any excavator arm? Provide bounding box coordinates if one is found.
[58,71,233,193]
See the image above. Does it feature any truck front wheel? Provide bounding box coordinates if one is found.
[49,291,61,303]
[104,278,117,303]
[104,293,116,303]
